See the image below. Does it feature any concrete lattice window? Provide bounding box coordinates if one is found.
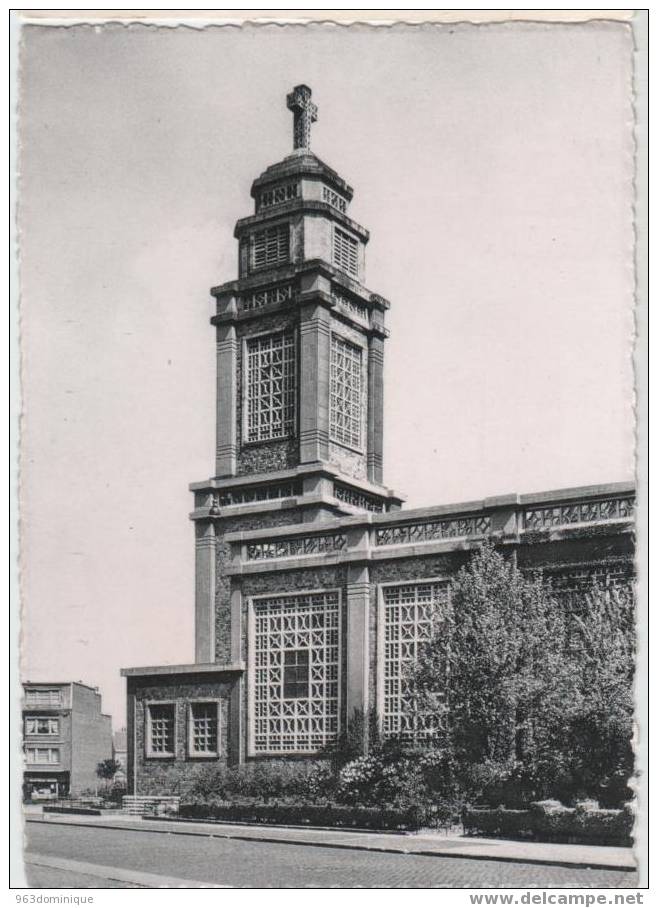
[332,226,359,277]
[25,717,59,736]
[25,747,60,764]
[330,334,362,449]
[250,591,340,754]
[147,703,175,756]
[381,581,449,740]
[245,331,296,443]
[251,223,290,270]
[189,702,218,756]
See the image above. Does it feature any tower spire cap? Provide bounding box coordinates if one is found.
[286,84,318,152]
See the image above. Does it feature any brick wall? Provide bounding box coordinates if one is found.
[70,685,113,795]
[214,508,304,663]
[128,674,236,797]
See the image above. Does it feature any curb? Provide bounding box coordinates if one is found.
[25,816,636,873]
[24,852,227,888]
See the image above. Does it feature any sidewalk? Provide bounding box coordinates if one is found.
[24,810,636,872]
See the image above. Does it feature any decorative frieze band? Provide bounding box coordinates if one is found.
[331,288,369,322]
[239,283,296,312]
[217,481,303,508]
[322,185,348,213]
[375,515,491,547]
[257,182,299,211]
[524,497,635,531]
[246,532,347,561]
[334,483,385,513]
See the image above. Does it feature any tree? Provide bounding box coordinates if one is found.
[96,758,121,781]
[410,542,634,806]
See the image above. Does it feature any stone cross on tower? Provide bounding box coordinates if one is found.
[286,84,318,151]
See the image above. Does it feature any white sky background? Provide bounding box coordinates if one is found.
[19,22,635,727]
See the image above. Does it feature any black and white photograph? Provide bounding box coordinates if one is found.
[12,10,646,892]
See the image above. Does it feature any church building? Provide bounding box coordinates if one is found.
[121,86,634,795]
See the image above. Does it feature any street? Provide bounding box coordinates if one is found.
[23,821,638,889]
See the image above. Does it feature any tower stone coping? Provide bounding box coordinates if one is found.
[189,463,403,498]
[233,199,369,243]
[211,260,390,309]
[120,661,245,678]
[189,492,366,522]
[250,153,354,201]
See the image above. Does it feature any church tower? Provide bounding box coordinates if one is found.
[191,85,402,663]
[123,84,634,787]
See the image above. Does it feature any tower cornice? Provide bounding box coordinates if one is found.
[233,199,369,243]
[210,259,390,311]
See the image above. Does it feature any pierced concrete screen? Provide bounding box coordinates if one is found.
[382,581,449,740]
[330,334,362,449]
[251,591,340,754]
[245,331,296,443]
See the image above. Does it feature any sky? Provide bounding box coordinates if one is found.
[18,21,635,727]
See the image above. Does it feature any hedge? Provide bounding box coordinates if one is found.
[463,802,633,846]
[180,802,431,830]
[43,806,102,817]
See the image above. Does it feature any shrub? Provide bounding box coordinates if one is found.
[189,761,334,804]
[179,801,432,830]
[463,802,633,846]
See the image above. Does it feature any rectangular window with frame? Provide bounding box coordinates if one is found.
[245,331,296,443]
[189,702,219,756]
[251,591,340,754]
[333,226,359,277]
[251,223,290,270]
[330,334,363,449]
[147,703,175,757]
[25,747,60,764]
[25,717,59,736]
[381,581,450,741]
[25,689,61,706]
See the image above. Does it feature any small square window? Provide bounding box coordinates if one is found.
[147,704,175,756]
[189,703,218,756]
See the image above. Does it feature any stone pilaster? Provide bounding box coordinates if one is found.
[194,521,216,664]
[299,303,331,464]
[215,323,237,477]
[230,584,243,664]
[346,558,370,748]
[367,335,384,484]
[228,678,243,765]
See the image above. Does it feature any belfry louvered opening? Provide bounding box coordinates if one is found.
[332,226,359,277]
[251,223,290,270]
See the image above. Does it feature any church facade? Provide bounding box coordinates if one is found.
[121,86,635,795]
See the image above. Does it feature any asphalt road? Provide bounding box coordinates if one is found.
[24,822,638,889]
